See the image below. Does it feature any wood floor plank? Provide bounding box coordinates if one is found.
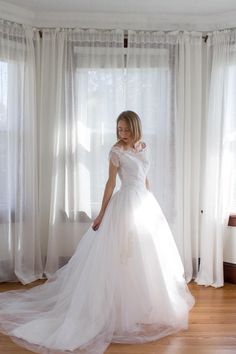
[0,281,236,353]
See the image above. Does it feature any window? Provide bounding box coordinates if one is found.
[0,59,19,222]
[62,44,174,220]
[225,63,236,214]
[0,61,8,218]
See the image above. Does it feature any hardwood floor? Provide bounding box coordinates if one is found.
[0,281,236,353]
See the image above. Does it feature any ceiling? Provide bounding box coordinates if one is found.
[1,0,236,31]
[3,0,236,15]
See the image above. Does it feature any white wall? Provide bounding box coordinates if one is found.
[224,227,236,264]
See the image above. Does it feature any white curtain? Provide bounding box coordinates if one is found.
[40,29,126,275]
[40,29,204,282]
[1,22,234,287]
[126,31,202,282]
[197,30,236,287]
[0,20,43,283]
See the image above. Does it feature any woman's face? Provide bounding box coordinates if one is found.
[117,119,133,145]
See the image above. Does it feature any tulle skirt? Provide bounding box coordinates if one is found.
[0,184,194,354]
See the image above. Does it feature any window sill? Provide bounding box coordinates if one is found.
[228,215,236,227]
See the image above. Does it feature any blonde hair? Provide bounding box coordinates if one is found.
[116,111,142,143]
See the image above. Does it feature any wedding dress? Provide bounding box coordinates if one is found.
[0,143,194,354]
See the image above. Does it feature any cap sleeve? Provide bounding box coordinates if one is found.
[108,147,120,168]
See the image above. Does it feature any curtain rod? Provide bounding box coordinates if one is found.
[38,30,209,42]
[123,32,209,42]
[2,16,233,41]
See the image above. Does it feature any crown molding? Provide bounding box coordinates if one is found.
[32,11,236,31]
[0,0,35,26]
[1,0,236,32]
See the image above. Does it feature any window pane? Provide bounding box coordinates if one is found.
[0,61,8,213]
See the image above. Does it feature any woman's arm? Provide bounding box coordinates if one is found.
[92,161,118,231]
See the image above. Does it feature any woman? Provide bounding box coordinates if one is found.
[0,111,194,354]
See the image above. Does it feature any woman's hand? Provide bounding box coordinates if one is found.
[92,213,104,231]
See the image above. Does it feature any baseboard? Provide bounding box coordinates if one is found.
[224,262,236,284]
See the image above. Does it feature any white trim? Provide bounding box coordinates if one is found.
[1,0,236,31]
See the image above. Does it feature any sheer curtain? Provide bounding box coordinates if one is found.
[41,29,204,282]
[197,30,236,287]
[126,31,202,282]
[0,20,43,283]
[41,29,125,275]
[1,22,231,287]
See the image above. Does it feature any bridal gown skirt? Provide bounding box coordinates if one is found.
[0,184,194,354]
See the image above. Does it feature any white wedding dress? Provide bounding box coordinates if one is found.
[0,143,194,354]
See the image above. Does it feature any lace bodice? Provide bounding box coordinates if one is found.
[109,142,150,189]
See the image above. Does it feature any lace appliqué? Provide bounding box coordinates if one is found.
[133,141,146,153]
